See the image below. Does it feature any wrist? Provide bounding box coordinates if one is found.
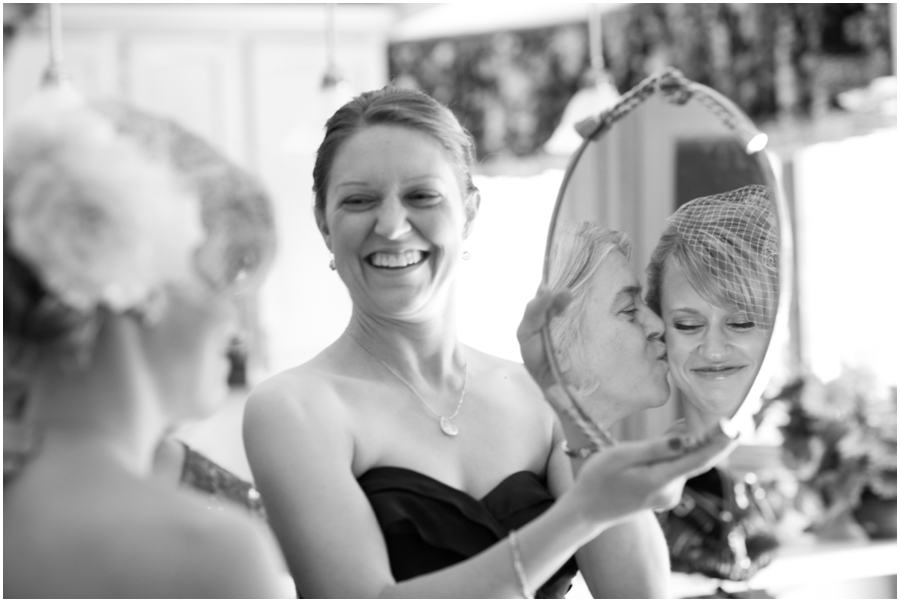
[554,480,610,541]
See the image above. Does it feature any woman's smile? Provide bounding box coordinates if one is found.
[660,260,770,416]
[322,125,471,317]
[366,249,430,269]
[690,364,748,380]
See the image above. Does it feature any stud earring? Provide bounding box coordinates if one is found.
[329,257,336,271]
[462,250,471,261]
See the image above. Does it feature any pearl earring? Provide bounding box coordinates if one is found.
[462,250,471,261]
[329,257,336,271]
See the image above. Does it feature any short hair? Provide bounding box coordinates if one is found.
[645,185,778,329]
[311,86,478,218]
[547,220,632,396]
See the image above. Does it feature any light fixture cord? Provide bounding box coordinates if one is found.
[588,3,604,74]
[322,3,340,86]
[42,3,67,86]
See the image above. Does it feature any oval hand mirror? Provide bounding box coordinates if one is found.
[541,68,792,448]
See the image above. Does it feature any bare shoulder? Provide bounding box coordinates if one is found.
[4,477,283,598]
[242,355,356,486]
[131,490,285,597]
[244,360,350,440]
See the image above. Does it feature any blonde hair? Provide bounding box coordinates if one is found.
[646,186,778,329]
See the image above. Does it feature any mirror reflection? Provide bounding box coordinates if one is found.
[544,69,786,443]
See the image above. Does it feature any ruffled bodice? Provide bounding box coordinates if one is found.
[358,466,578,598]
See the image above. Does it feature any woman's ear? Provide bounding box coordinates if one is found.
[462,191,481,239]
[315,207,332,252]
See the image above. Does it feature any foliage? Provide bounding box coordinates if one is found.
[389,24,588,159]
[388,4,894,158]
[763,366,897,529]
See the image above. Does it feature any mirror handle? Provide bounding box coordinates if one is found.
[540,324,617,449]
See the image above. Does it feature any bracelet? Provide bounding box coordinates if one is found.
[561,440,599,459]
[508,529,533,599]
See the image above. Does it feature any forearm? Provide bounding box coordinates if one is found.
[576,510,671,599]
[379,491,604,599]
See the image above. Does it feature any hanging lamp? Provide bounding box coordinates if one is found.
[544,4,620,156]
[284,3,354,154]
[41,3,71,88]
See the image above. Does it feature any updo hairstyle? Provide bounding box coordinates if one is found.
[3,93,275,369]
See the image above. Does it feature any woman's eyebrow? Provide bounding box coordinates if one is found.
[670,307,703,316]
[333,181,370,190]
[611,285,642,307]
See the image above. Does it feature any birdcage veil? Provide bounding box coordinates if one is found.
[668,185,779,329]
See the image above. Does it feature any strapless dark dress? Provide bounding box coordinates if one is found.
[358,466,578,599]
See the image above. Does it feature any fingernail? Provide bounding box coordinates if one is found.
[669,435,695,451]
[718,418,739,440]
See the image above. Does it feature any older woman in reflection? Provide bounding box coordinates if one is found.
[546,220,671,428]
[644,185,780,581]
[645,185,778,437]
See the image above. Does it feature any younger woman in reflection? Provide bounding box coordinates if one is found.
[646,185,778,436]
[244,86,737,599]
[645,185,780,580]
[3,88,284,597]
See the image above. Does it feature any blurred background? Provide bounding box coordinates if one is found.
[4,4,896,598]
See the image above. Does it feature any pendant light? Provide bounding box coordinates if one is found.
[544,4,620,156]
[284,3,354,154]
[41,3,70,87]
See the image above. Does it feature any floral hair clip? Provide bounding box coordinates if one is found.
[4,88,205,317]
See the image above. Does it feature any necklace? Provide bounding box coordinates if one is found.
[346,331,468,437]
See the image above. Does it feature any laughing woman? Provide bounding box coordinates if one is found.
[244,86,737,599]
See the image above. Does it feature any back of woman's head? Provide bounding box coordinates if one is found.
[547,220,631,395]
[3,89,275,366]
[312,86,478,216]
[645,185,778,329]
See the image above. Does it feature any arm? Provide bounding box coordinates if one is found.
[244,372,733,599]
[243,375,600,599]
[546,422,671,598]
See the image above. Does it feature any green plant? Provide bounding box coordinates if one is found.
[762,366,897,530]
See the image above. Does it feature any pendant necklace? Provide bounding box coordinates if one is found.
[347,331,468,437]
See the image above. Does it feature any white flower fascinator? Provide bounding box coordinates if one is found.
[4,88,205,315]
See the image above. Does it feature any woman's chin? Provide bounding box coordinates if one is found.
[687,390,745,419]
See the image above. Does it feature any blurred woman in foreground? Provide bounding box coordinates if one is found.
[3,88,284,597]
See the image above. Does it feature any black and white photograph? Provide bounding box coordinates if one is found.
[4,3,897,598]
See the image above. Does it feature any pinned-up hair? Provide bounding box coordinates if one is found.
[312,85,478,217]
[646,185,779,329]
[3,90,275,360]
